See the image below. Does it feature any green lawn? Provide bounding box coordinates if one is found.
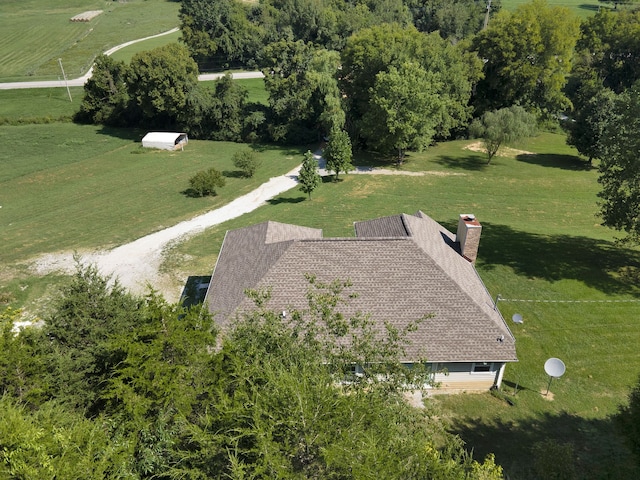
[501,0,634,18]
[0,0,179,81]
[0,123,304,265]
[0,79,267,125]
[109,30,182,64]
[165,135,640,479]
[0,87,84,124]
[2,121,639,478]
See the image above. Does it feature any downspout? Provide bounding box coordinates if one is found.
[495,362,506,389]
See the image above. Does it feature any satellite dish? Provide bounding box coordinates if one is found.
[543,357,566,396]
[512,313,523,324]
[544,358,566,378]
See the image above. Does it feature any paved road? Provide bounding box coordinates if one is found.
[0,28,263,90]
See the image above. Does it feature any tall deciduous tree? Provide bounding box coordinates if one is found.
[262,40,344,143]
[324,128,354,181]
[574,9,640,95]
[298,150,321,199]
[127,43,199,128]
[470,105,537,164]
[76,55,130,126]
[597,82,640,243]
[361,62,444,164]
[407,0,500,41]
[565,88,617,166]
[472,0,579,115]
[180,0,263,68]
[341,23,480,145]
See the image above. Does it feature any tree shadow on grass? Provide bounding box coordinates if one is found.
[181,188,218,199]
[97,125,146,142]
[353,150,396,169]
[479,223,640,296]
[516,153,593,171]
[222,170,246,179]
[448,408,638,479]
[321,175,339,184]
[248,143,308,157]
[267,196,305,205]
[433,154,488,171]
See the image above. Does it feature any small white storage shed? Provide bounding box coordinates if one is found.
[142,132,188,151]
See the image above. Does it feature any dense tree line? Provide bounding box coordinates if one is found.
[76,1,640,239]
[0,265,504,478]
[76,46,254,142]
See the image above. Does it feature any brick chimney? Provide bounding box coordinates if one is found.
[456,214,482,263]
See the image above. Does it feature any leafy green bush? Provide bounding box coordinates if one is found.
[188,168,226,197]
[232,149,262,178]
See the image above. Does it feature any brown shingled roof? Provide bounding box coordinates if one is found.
[205,213,517,364]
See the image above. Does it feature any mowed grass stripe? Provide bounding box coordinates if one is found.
[0,124,304,261]
[0,0,179,81]
[0,18,88,77]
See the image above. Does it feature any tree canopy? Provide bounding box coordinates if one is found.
[574,9,640,95]
[127,43,199,128]
[0,266,505,478]
[472,0,580,114]
[565,88,617,165]
[597,82,640,243]
[470,105,537,164]
[341,23,480,148]
[298,150,322,199]
[361,62,444,164]
[324,127,354,181]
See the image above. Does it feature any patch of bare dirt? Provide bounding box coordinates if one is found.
[464,141,535,158]
[541,390,555,401]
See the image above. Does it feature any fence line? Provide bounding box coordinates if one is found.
[497,298,640,304]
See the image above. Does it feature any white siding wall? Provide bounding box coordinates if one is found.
[426,362,505,392]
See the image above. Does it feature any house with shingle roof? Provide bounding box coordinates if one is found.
[204,211,517,392]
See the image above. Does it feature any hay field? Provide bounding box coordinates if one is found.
[0,0,179,81]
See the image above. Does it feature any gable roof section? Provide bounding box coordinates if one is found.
[205,221,322,324]
[354,214,411,237]
[205,214,517,364]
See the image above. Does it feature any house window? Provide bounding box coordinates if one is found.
[472,362,492,373]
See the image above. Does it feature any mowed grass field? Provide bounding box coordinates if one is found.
[0,0,179,81]
[502,0,602,17]
[164,136,640,479]
[0,123,303,266]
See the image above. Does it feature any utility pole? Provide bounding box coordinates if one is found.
[483,0,492,30]
[58,58,72,102]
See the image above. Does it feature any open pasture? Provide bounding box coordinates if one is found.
[502,0,633,18]
[0,0,179,82]
[108,29,182,64]
[0,123,303,266]
[166,134,640,479]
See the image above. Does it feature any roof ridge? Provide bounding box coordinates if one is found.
[400,213,414,237]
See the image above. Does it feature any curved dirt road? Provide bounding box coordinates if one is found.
[33,154,463,301]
